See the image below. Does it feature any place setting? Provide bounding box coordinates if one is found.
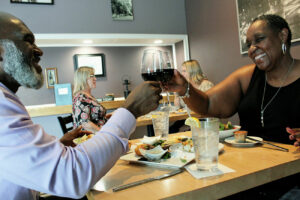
[224,130,289,152]
[121,117,236,181]
[121,135,200,168]
[224,135,263,147]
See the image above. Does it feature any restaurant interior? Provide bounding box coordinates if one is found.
[1,0,300,199]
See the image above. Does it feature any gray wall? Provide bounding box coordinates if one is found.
[185,0,300,124]
[0,0,186,34]
[18,46,172,106]
[175,41,184,69]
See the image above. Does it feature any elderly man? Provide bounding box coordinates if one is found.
[0,12,161,199]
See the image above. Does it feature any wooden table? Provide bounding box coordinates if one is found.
[90,132,300,200]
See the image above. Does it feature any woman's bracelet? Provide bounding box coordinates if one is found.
[178,81,190,99]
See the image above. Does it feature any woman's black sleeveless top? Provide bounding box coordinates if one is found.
[238,66,300,144]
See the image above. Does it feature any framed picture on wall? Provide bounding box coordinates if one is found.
[111,0,134,21]
[73,54,106,77]
[45,68,58,89]
[236,0,300,54]
[10,0,54,4]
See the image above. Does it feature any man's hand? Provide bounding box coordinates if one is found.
[286,127,300,147]
[122,81,162,118]
[60,126,92,147]
[105,113,112,120]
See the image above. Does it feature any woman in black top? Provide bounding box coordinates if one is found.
[165,14,300,199]
[166,14,300,146]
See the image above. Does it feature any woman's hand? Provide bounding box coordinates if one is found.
[60,126,92,147]
[286,127,300,147]
[163,69,188,96]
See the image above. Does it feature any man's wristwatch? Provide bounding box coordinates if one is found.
[178,82,190,99]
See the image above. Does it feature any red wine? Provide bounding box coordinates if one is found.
[141,69,174,82]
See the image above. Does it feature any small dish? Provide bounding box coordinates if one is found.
[225,136,263,147]
[234,130,248,143]
[139,145,168,161]
[219,125,241,139]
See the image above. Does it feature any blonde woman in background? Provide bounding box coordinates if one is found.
[170,60,214,133]
[72,66,107,132]
[174,59,214,108]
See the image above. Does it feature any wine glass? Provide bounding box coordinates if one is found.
[141,49,174,106]
[161,51,174,106]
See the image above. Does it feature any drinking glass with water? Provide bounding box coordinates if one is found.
[192,118,219,171]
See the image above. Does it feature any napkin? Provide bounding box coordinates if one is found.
[185,163,235,179]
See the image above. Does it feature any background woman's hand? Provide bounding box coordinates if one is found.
[286,127,300,147]
[60,126,92,147]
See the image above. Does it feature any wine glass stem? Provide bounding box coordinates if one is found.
[161,86,166,107]
[167,92,171,106]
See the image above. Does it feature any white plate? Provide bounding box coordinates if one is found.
[219,125,241,139]
[225,136,263,147]
[121,143,224,168]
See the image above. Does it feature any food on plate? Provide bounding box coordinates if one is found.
[134,142,171,159]
[134,139,171,156]
[134,136,186,160]
[185,117,201,127]
[219,121,234,130]
[73,134,94,145]
[134,136,196,161]
[135,144,152,156]
[176,137,194,152]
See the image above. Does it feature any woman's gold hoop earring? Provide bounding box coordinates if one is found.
[282,43,287,55]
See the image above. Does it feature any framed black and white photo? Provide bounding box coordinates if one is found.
[74,54,106,77]
[111,0,133,21]
[11,0,54,5]
[236,0,300,54]
[45,68,58,89]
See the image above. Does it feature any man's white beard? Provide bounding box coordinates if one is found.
[1,39,44,89]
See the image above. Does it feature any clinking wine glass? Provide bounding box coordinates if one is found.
[141,49,174,106]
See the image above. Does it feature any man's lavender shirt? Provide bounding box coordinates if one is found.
[0,82,136,199]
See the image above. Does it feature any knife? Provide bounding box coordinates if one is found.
[246,136,289,152]
[112,168,183,192]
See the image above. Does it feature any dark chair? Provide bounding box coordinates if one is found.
[57,114,74,134]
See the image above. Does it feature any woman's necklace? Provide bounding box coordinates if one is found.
[260,58,294,127]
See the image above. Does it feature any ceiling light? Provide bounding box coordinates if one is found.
[154,40,163,44]
[83,40,93,44]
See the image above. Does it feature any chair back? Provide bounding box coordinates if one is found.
[57,114,74,134]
